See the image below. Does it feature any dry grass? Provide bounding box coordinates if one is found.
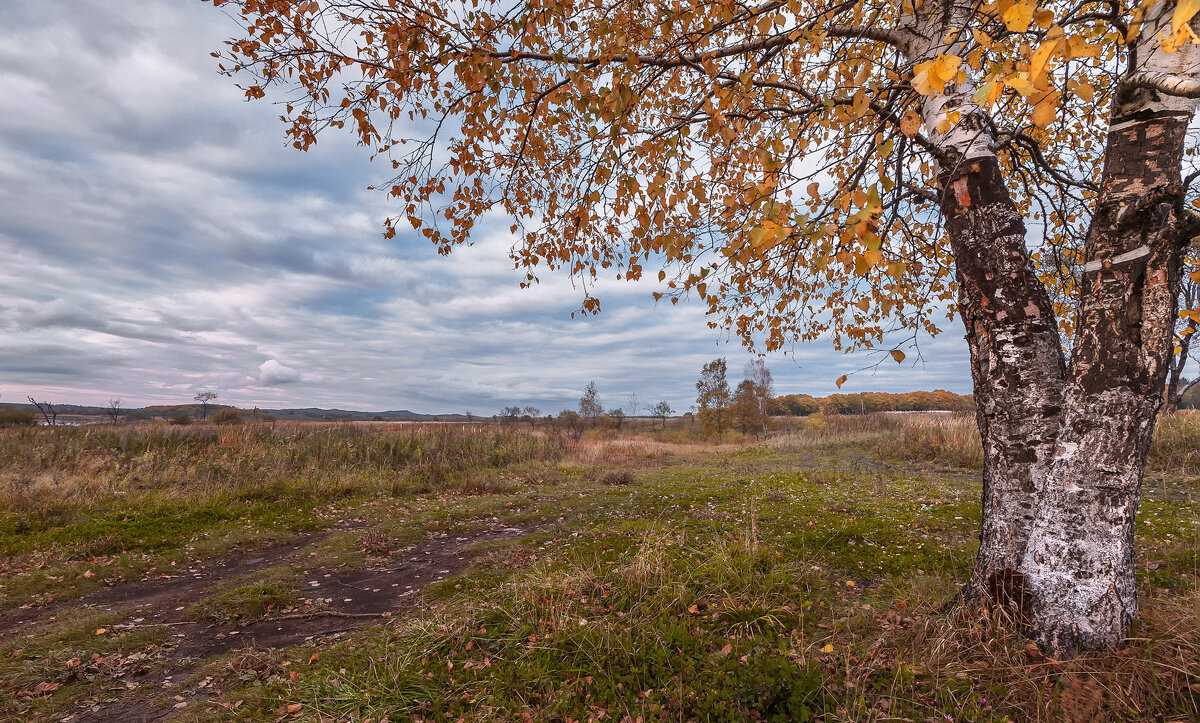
[0,421,562,508]
[2,415,1196,721]
[567,436,745,467]
[848,587,1200,721]
[773,411,1200,476]
[1152,411,1200,476]
[771,413,985,468]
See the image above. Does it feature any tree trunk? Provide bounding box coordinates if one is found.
[938,154,1066,611]
[908,47,1066,612]
[1164,278,1197,412]
[1021,5,1200,653]
[903,2,1069,613]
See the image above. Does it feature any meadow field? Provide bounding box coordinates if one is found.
[0,415,1197,722]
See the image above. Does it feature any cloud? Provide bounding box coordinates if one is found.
[258,359,301,386]
[0,0,1004,415]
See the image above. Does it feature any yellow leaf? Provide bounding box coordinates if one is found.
[821,643,835,653]
[1006,73,1036,96]
[1162,0,1200,52]
[1065,35,1101,58]
[1173,0,1200,38]
[807,182,821,202]
[1003,0,1036,33]
[972,79,1004,109]
[856,297,871,311]
[936,118,953,134]
[971,28,995,50]
[890,349,906,363]
[835,375,848,389]
[1128,3,1148,42]
[900,110,923,138]
[911,54,962,97]
[1029,38,1062,87]
[749,221,785,249]
[95,628,108,635]
[845,580,856,587]
[1072,81,1094,102]
[1030,90,1060,128]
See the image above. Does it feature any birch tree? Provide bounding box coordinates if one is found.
[209,0,1200,656]
[1165,268,1200,412]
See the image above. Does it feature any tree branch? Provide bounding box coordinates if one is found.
[1122,71,1200,99]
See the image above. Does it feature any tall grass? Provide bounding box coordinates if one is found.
[773,411,1200,476]
[771,413,985,468]
[1151,412,1200,475]
[0,422,563,507]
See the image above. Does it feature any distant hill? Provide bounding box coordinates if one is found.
[260,407,463,421]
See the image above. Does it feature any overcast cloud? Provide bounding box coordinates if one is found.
[0,0,978,415]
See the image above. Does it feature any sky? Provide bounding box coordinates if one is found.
[0,0,976,415]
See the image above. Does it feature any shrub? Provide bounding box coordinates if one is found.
[0,408,37,427]
[167,409,192,425]
[212,408,242,425]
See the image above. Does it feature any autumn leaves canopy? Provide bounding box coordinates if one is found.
[208,0,1200,360]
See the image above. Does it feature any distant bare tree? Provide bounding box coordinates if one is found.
[579,381,603,426]
[27,396,57,426]
[194,391,218,420]
[105,398,122,425]
[649,400,673,430]
[743,359,775,435]
[500,405,522,424]
[522,406,541,427]
[624,392,639,418]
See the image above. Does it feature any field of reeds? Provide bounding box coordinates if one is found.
[0,413,1196,722]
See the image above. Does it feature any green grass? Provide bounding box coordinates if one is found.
[0,416,1197,722]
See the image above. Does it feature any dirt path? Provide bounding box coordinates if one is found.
[0,532,333,640]
[60,526,528,723]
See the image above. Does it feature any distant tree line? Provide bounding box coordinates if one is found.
[774,389,974,416]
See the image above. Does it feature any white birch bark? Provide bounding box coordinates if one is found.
[898,1,1067,609]
[1021,1,1200,655]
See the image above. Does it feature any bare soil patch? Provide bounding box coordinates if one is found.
[0,532,332,640]
[61,526,527,722]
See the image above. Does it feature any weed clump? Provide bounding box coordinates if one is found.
[598,469,635,486]
[359,530,393,556]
